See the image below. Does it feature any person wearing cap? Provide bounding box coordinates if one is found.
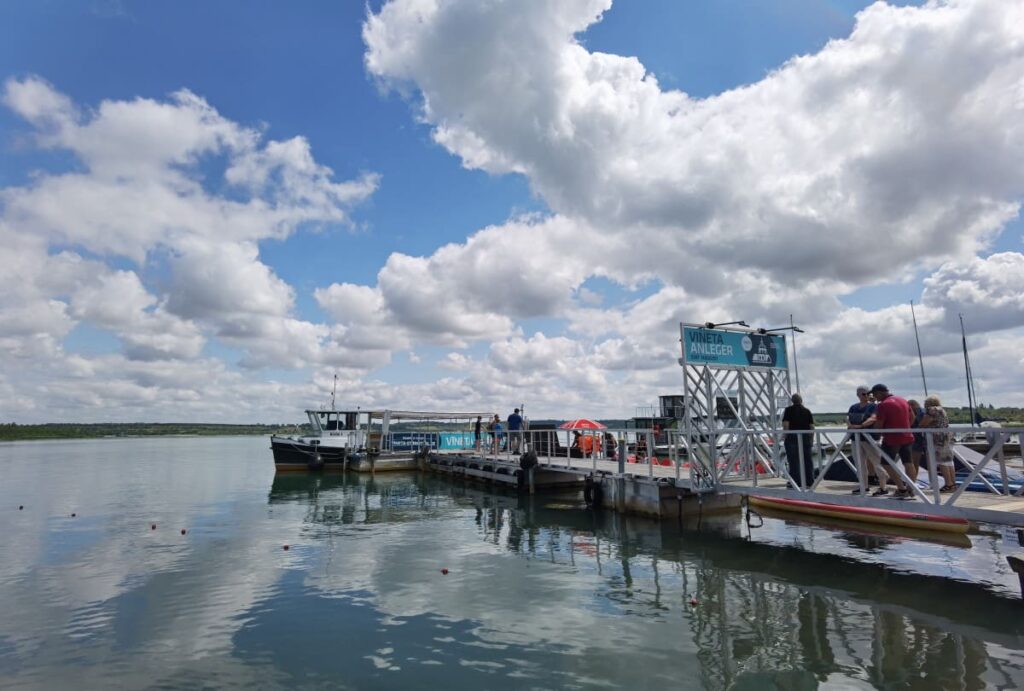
[848,386,885,495]
[869,384,915,498]
[782,393,815,489]
[490,414,504,454]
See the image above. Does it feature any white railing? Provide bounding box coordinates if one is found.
[393,423,1022,510]
[668,424,1022,507]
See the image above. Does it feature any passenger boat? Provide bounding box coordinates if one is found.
[271,409,367,472]
[270,407,490,472]
[748,495,971,534]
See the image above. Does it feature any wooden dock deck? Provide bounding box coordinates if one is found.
[343,443,1024,530]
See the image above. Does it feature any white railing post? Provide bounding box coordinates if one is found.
[648,430,654,479]
[925,429,940,504]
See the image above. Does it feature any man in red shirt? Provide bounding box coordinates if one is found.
[870,383,915,498]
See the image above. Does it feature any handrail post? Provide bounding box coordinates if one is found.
[997,434,1009,495]
[648,430,654,479]
[674,430,681,482]
[796,430,806,490]
[926,430,939,504]
[853,431,865,495]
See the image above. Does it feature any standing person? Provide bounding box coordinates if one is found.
[907,399,924,482]
[507,408,524,454]
[491,414,504,454]
[920,395,957,492]
[603,432,618,461]
[869,384,915,499]
[571,430,583,458]
[474,415,483,452]
[847,386,885,495]
[782,393,815,489]
[486,415,495,453]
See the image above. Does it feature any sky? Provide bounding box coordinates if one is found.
[1,0,1022,424]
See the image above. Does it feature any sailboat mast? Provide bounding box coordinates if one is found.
[910,301,928,396]
[959,314,976,427]
[331,373,337,410]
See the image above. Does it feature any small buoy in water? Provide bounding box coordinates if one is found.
[151,524,157,530]
[689,596,698,606]
[180,528,187,535]
[283,544,290,551]
[441,568,449,575]
[19,505,24,510]
[71,513,77,518]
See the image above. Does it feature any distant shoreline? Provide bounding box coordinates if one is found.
[0,423,299,442]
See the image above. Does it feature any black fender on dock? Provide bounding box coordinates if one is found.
[519,450,538,470]
[583,475,603,508]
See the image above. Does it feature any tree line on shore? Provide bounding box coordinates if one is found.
[0,422,298,441]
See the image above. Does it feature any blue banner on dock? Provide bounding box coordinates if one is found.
[682,326,788,369]
[389,433,438,450]
[439,432,476,450]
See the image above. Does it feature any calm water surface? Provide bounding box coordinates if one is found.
[2,436,1024,689]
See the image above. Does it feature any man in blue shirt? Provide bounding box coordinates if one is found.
[507,408,524,453]
[847,385,885,495]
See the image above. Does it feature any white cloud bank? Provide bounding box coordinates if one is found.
[0,78,383,421]
[348,0,1024,411]
[2,0,1024,422]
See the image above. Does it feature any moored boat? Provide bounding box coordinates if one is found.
[270,409,367,472]
[270,408,491,472]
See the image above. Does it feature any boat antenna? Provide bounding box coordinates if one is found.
[910,300,928,396]
[331,373,337,411]
[959,314,977,427]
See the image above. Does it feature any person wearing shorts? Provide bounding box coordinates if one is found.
[871,384,915,499]
[848,386,886,495]
[920,395,957,492]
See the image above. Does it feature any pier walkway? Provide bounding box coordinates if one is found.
[419,424,1024,529]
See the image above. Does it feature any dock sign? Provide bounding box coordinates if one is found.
[682,326,788,369]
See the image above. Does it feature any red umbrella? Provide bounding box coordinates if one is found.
[559,418,606,430]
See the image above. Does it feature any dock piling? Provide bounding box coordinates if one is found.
[1007,555,1024,599]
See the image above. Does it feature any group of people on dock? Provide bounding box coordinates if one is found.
[474,408,525,454]
[783,383,956,497]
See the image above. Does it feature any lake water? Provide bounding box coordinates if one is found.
[2,436,1024,689]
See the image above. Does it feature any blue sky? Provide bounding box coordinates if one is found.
[1,0,1022,422]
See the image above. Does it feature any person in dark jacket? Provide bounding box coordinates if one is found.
[783,393,815,489]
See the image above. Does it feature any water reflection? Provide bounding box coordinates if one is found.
[1,437,1022,689]
[266,472,1024,690]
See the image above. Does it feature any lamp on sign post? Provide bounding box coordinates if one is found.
[754,323,804,393]
[755,326,804,334]
[703,320,749,329]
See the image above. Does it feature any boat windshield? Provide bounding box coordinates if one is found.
[308,411,346,433]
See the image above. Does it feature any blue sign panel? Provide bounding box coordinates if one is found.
[682,326,788,369]
[390,432,438,450]
[439,432,477,450]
